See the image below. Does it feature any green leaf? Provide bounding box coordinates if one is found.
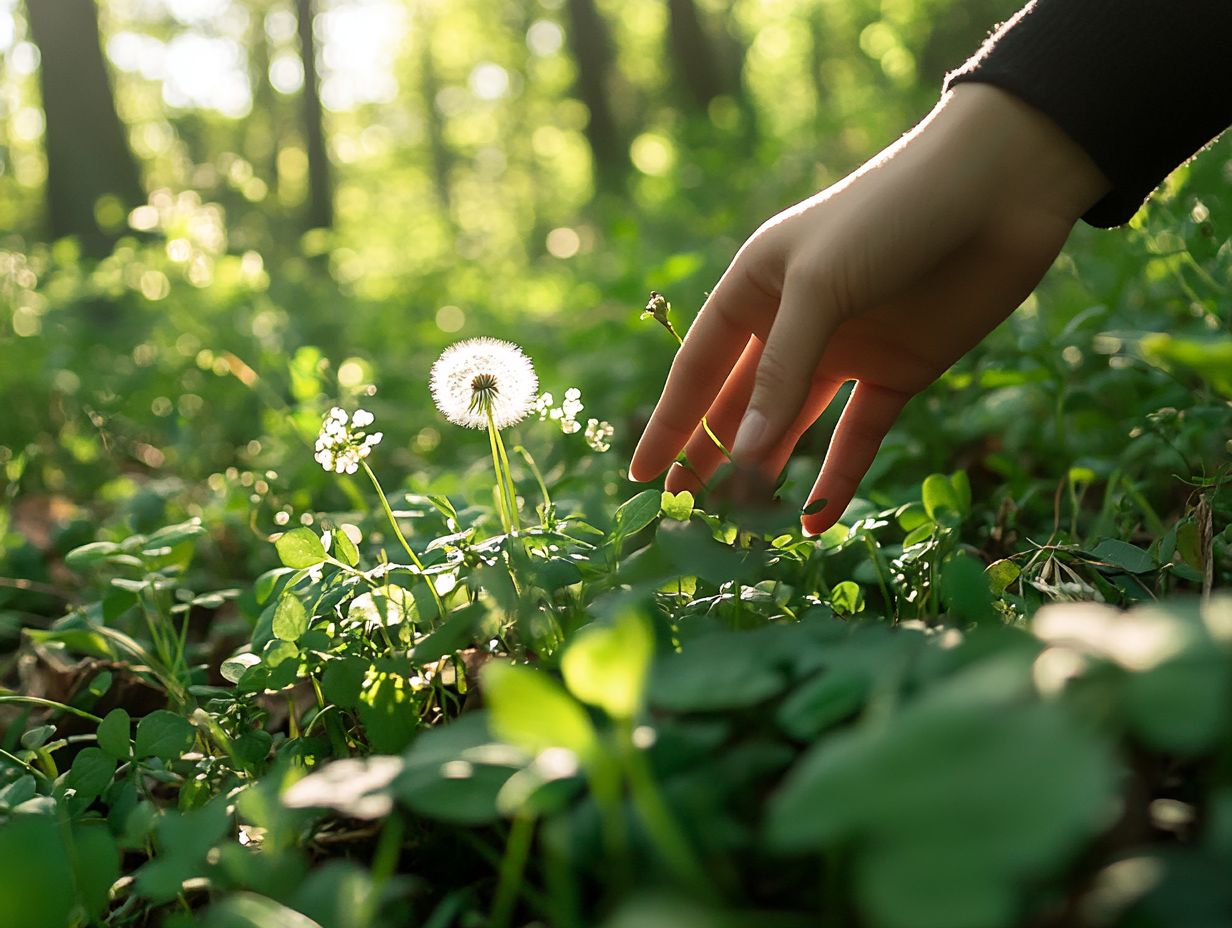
[141,519,206,554]
[254,568,294,605]
[766,660,1116,928]
[776,667,869,739]
[66,747,117,801]
[410,603,485,664]
[1089,538,1156,574]
[274,527,328,569]
[949,470,972,514]
[0,775,37,809]
[348,586,416,630]
[393,713,517,825]
[614,489,661,536]
[896,505,930,532]
[64,541,121,569]
[0,815,76,928]
[21,725,55,750]
[940,554,995,623]
[660,490,695,522]
[357,671,419,753]
[561,610,654,719]
[650,631,787,711]
[70,823,120,920]
[333,525,361,567]
[96,708,132,760]
[272,595,309,642]
[1139,332,1232,398]
[482,662,596,759]
[1176,520,1203,571]
[220,653,261,685]
[532,557,583,592]
[233,729,273,767]
[922,473,962,523]
[829,580,865,616]
[320,656,369,709]
[204,891,334,928]
[985,559,1021,595]
[135,710,196,760]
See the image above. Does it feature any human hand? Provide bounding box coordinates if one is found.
[630,84,1109,534]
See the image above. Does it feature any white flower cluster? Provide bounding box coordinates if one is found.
[314,407,383,474]
[536,388,613,452]
[584,418,614,453]
[538,387,585,434]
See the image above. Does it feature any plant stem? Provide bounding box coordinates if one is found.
[0,695,103,724]
[486,411,513,533]
[514,445,552,524]
[619,722,712,898]
[486,405,521,533]
[490,812,535,928]
[361,461,446,622]
[667,327,731,463]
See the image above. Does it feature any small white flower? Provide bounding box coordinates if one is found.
[534,393,554,419]
[314,407,382,474]
[584,418,613,452]
[430,337,538,430]
[561,418,581,435]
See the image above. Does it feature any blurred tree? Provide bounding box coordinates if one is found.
[666,0,734,112]
[564,0,629,192]
[25,0,143,254]
[415,5,454,215]
[295,0,332,230]
[246,0,281,195]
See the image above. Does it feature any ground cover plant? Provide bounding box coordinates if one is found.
[3,1,1232,926]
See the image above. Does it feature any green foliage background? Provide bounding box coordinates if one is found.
[1,1,1231,927]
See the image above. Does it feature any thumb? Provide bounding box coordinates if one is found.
[730,272,837,469]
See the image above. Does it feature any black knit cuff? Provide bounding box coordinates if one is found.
[944,0,1232,228]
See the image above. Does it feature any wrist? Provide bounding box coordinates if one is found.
[936,83,1111,224]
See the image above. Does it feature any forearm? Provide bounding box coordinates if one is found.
[945,0,1232,227]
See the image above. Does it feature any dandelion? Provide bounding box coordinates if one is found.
[431,337,539,533]
[430,337,538,430]
[313,407,383,475]
[585,418,614,453]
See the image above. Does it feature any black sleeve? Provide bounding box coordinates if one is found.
[943,0,1232,228]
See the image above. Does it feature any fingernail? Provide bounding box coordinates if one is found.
[731,410,768,463]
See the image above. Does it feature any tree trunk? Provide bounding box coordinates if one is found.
[295,0,332,230]
[416,7,453,215]
[564,0,628,192]
[25,0,143,255]
[666,0,728,112]
[247,0,281,196]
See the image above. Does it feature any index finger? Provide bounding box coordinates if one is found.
[630,263,776,482]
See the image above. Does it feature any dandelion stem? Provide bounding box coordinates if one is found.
[486,413,512,533]
[485,404,520,534]
[361,461,446,622]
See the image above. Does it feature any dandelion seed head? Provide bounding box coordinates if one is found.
[430,337,538,429]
